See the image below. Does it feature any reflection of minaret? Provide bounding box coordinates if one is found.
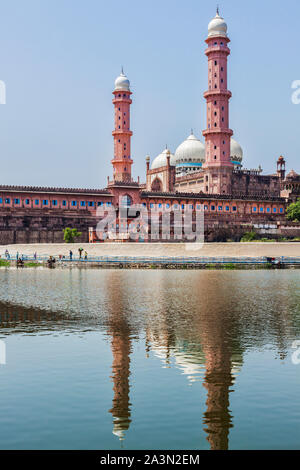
[202,341,234,450]
[105,272,133,441]
[144,271,240,450]
[109,320,132,440]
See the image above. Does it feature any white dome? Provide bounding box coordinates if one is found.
[151,148,176,170]
[208,11,228,38]
[114,69,130,91]
[230,138,243,163]
[175,132,205,164]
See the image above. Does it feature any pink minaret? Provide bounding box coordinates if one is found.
[111,69,133,183]
[202,9,234,194]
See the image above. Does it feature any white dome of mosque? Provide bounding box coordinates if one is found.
[175,132,205,164]
[114,69,130,91]
[208,10,228,38]
[151,148,176,170]
[230,138,243,163]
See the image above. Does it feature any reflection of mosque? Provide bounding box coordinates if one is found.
[0,271,297,450]
[146,309,241,450]
[104,272,294,450]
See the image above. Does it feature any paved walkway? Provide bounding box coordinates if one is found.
[1,242,299,259]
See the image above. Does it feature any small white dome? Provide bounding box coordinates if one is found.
[230,138,243,163]
[151,148,176,170]
[175,132,205,164]
[114,69,130,91]
[208,11,228,38]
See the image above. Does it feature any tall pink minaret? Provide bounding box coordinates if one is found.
[111,69,133,183]
[202,9,234,194]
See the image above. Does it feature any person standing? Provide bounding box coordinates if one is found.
[84,251,88,260]
[69,250,73,260]
[78,247,83,259]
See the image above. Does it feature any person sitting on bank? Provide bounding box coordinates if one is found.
[17,258,24,267]
[47,256,56,268]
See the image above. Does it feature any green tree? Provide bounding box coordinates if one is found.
[240,231,259,242]
[63,228,82,243]
[286,199,300,222]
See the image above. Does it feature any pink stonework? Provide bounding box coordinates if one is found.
[112,88,133,183]
[202,25,234,194]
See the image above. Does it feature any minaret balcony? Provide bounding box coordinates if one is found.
[204,90,232,99]
[112,130,133,136]
[205,45,230,56]
[112,97,132,105]
[202,127,233,137]
[111,157,133,164]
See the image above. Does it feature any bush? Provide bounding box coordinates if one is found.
[240,231,259,242]
[63,228,82,243]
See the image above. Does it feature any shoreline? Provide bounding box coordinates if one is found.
[1,242,299,270]
[1,242,300,259]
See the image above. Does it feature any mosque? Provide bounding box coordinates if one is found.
[0,10,299,244]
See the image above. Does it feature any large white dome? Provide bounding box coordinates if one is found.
[208,11,228,38]
[230,138,243,163]
[151,148,176,170]
[175,132,205,164]
[114,69,130,91]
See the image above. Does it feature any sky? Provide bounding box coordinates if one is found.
[0,0,299,189]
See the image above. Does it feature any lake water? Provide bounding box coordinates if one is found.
[0,267,299,450]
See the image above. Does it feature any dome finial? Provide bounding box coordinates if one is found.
[191,128,193,135]
[208,6,227,37]
[114,68,130,91]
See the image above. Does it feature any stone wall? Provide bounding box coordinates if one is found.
[0,209,98,245]
[232,171,281,196]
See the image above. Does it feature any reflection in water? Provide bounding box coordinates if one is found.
[105,273,134,441]
[0,269,299,449]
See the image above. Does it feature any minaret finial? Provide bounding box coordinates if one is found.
[191,128,193,135]
[121,65,124,75]
[216,5,219,15]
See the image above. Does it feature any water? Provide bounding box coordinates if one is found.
[0,267,299,450]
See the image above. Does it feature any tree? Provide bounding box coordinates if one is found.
[63,228,82,243]
[286,199,300,222]
[240,231,259,242]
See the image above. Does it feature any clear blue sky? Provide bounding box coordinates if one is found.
[0,0,299,188]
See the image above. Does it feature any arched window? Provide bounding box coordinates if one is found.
[151,178,163,192]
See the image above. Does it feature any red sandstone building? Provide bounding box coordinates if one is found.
[0,10,299,244]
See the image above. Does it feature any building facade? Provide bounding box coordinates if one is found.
[0,10,299,244]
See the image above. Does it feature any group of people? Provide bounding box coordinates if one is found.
[2,248,89,264]
[69,248,88,260]
[4,250,38,261]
